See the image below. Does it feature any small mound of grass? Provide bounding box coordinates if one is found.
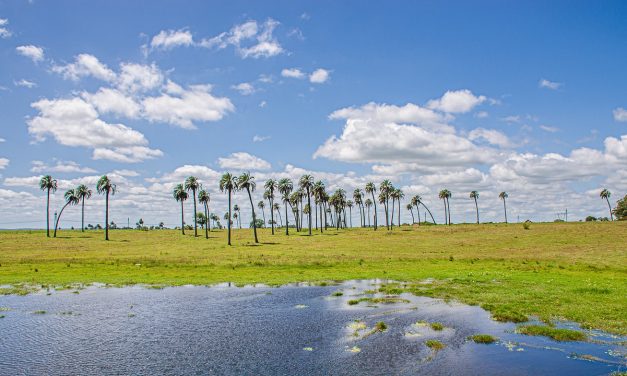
[374,321,387,332]
[0,314,5,319]
[347,299,360,305]
[517,325,586,342]
[32,310,46,314]
[490,308,528,323]
[430,322,444,331]
[470,334,497,344]
[331,291,343,297]
[426,339,445,350]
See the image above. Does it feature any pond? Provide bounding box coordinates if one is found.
[0,280,625,375]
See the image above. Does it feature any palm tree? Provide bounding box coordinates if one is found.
[96,175,116,241]
[273,202,282,226]
[75,184,92,232]
[264,179,278,234]
[185,176,200,237]
[173,184,188,235]
[445,190,452,225]
[219,172,236,245]
[365,198,372,227]
[278,178,293,235]
[198,189,210,239]
[39,175,58,237]
[53,189,79,237]
[379,180,393,230]
[353,189,364,227]
[365,182,378,230]
[600,189,613,221]
[394,188,404,226]
[470,191,479,224]
[499,191,509,223]
[233,204,241,229]
[439,189,448,225]
[236,172,259,243]
[410,195,421,225]
[299,175,314,235]
[406,203,415,223]
[414,195,436,224]
[346,200,354,228]
[258,200,266,227]
[313,180,326,233]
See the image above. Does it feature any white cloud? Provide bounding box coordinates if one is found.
[0,18,12,38]
[252,135,270,142]
[0,138,5,143]
[309,68,330,84]
[281,68,305,79]
[16,45,44,62]
[14,79,37,88]
[31,160,97,174]
[116,62,163,93]
[468,128,513,148]
[0,158,8,169]
[539,79,562,90]
[539,125,559,133]
[218,152,271,171]
[474,111,489,118]
[259,100,267,108]
[82,88,141,118]
[112,169,139,177]
[28,97,162,163]
[150,29,193,50]
[427,89,486,113]
[613,107,627,122]
[231,82,255,95]
[200,19,283,59]
[502,115,521,124]
[142,83,234,129]
[52,54,116,82]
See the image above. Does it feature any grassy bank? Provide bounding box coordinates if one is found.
[0,222,625,334]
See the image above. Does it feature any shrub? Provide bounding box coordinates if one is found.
[426,340,445,350]
[430,322,444,331]
[517,325,586,341]
[469,334,497,344]
[523,220,531,230]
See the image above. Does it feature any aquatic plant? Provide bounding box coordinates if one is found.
[347,299,360,305]
[517,325,586,342]
[33,310,46,314]
[430,322,444,331]
[374,321,387,332]
[425,339,445,351]
[469,334,497,344]
[332,291,344,297]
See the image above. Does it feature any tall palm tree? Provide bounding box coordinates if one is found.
[258,200,266,227]
[96,175,116,241]
[346,200,354,228]
[264,179,278,234]
[394,188,404,226]
[365,182,378,230]
[299,174,314,235]
[75,184,92,232]
[39,175,58,237]
[445,190,452,225]
[184,176,200,237]
[219,173,236,245]
[289,192,300,230]
[470,191,479,224]
[379,180,393,230]
[313,180,326,233]
[600,189,613,221]
[353,189,364,227]
[53,189,79,237]
[273,202,282,226]
[236,172,259,243]
[173,184,188,235]
[406,203,415,224]
[278,178,293,235]
[439,189,449,225]
[198,189,210,239]
[499,191,509,224]
[410,195,421,225]
[233,204,241,229]
[364,199,372,227]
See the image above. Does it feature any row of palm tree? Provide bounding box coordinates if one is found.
[39,175,116,240]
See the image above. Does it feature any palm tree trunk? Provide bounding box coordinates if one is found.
[422,203,436,224]
[390,198,395,229]
[81,199,85,232]
[181,200,185,235]
[447,198,451,225]
[409,207,415,223]
[193,189,198,237]
[503,199,508,224]
[371,192,378,230]
[383,201,389,230]
[474,198,479,224]
[105,191,109,240]
[442,200,447,225]
[284,201,289,235]
[319,203,324,233]
[349,206,352,228]
[227,190,232,245]
[269,197,275,234]
[53,202,70,237]
[276,207,282,227]
[398,199,401,226]
[367,206,371,227]
[246,187,259,243]
[46,189,51,237]
[415,204,421,225]
[307,189,312,235]
[261,207,266,227]
[606,197,614,221]
[204,203,209,239]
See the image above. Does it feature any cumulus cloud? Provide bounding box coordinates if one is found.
[14,79,37,88]
[52,54,116,82]
[150,29,193,50]
[613,107,627,122]
[231,82,255,95]
[28,97,162,163]
[281,68,305,79]
[252,135,270,142]
[218,152,271,171]
[16,45,44,62]
[0,18,12,38]
[309,68,330,84]
[82,88,141,118]
[539,125,559,133]
[200,19,284,58]
[427,89,486,113]
[0,158,8,169]
[539,79,562,90]
[468,128,513,148]
[116,62,163,93]
[31,160,97,174]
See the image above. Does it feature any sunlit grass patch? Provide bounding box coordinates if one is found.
[430,322,444,331]
[517,325,586,342]
[426,339,445,351]
[331,291,343,297]
[469,334,497,344]
[32,310,46,314]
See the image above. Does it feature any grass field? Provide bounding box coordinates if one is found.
[0,222,626,335]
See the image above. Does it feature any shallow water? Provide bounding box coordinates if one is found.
[0,280,625,375]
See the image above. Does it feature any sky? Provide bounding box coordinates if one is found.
[1,0,626,229]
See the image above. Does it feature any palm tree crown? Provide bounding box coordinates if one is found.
[97,175,116,240]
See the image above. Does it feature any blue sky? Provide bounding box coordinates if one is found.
[1,0,626,228]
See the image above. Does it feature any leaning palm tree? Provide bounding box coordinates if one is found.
[406,203,415,223]
[39,175,58,237]
[96,175,116,241]
[236,172,259,243]
[365,182,378,230]
[470,191,480,224]
[278,178,293,235]
[219,172,236,246]
[264,179,278,234]
[53,188,79,237]
[299,174,314,235]
[414,195,436,224]
[75,184,92,232]
[365,198,372,227]
[258,200,266,227]
[600,189,613,221]
[439,189,448,225]
[410,195,421,225]
[184,176,200,237]
[499,191,509,223]
[198,189,210,239]
[173,184,188,235]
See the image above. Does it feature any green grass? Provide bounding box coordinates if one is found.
[0,222,626,334]
[430,322,444,331]
[517,325,587,341]
[374,321,387,331]
[469,334,497,344]
[425,339,445,350]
